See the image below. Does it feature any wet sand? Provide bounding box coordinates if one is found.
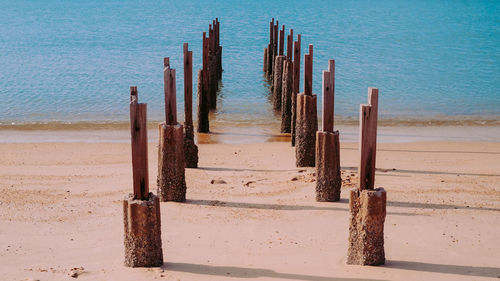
[0,139,499,280]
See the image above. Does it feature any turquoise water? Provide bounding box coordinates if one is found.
[1,0,499,128]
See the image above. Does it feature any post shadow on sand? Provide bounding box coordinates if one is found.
[386,260,500,278]
[163,262,387,281]
[162,261,500,279]
[186,199,418,217]
[342,165,500,178]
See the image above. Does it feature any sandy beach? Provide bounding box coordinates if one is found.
[1,137,499,281]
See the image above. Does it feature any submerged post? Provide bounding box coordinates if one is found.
[158,58,187,202]
[183,43,199,168]
[295,44,318,167]
[347,87,386,266]
[315,59,341,201]
[124,87,163,267]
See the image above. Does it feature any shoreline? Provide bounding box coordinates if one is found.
[1,124,499,144]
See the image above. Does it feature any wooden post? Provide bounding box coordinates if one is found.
[286,29,293,60]
[348,87,385,266]
[215,18,219,47]
[281,59,293,133]
[270,18,274,45]
[359,88,378,191]
[273,21,278,70]
[267,19,274,77]
[203,32,208,90]
[273,55,286,111]
[183,44,193,132]
[208,24,217,109]
[130,86,138,103]
[164,57,177,125]
[304,45,313,96]
[293,35,301,95]
[322,60,335,132]
[291,34,301,147]
[279,25,285,56]
[184,43,198,168]
[197,68,209,133]
[263,47,268,72]
[130,90,149,200]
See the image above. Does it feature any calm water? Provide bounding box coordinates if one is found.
[1,0,499,130]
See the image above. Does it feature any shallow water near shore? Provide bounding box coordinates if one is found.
[1,0,499,135]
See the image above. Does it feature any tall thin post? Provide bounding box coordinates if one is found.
[183,43,193,132]
[291,34,301,147]
[130,88,149,200]
[359,88,379,190]
[164,58,177,125]
[273,21,278,62]
[279,25,285,56]
[286,29,293,60]
[304,45,313,96]
[322,60,335,132]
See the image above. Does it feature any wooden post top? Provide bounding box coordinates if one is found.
[304,44,313,96]
[164,57,177,125]
[130,86,138,103]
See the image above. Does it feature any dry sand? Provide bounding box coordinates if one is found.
[0,140,499,280]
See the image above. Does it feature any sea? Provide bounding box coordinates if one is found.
[1,0,499,140]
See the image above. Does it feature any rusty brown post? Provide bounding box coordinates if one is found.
[281,59,293,133]
[273,55,286,111]
[124,88,163,267]
[158,59,187,202]
[291,34,301,146]
[347,87,386,266]
[279,25,285,56]
[183,43,198,168]
[316,60,341,201]
[286,29,293,60]
[164,58,177,125]
[295,43,317,167]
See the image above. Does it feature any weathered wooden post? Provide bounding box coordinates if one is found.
[183,43,198,168]
[123,87,163,267]
[279,25,285,56]
[197,32,210,133]
[263,47,268,73]
[347,87,386,266]
[215,18,222,79]
[208,24,217,109]
[267,19,274,77]
[286,29,293,60]
[273,55,286,111]
[281,58,293,133]
[295,44,318,167]
[157,58,187,202]
[274,21,278,64]
[291,34,301,146]
[316,60,341,201]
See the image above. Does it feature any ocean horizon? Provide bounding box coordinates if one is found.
[1,0,499,130]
